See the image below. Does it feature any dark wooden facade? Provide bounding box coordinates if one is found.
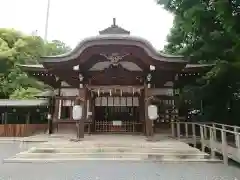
[20,19,213,138]
[0,100,49,137]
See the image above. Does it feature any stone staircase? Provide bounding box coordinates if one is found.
[4,136,222,163]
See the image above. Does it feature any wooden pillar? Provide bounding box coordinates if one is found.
[78,85,88,139]
[48,96,54,134]
[26,112,30,124]
[139,90,145,134]
[92,95,96,133]
[144,83,152,137]
[53,98,58,120]
[4,107,7,124]
[53,98,59,133]
[75,98,80,139]
[87,90,92,134]
[70,98,73,120]
[52,87,61,133]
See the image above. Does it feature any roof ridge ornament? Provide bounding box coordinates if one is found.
[112,18,116,27]
[99,18,130,35]
[100,52,130,66]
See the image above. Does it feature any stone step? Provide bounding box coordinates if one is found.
[38,143,191,149]
[14,152,209,160]
[3,157,222,163]
[28,147,203,154]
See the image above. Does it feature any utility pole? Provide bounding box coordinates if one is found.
[44,0,51,41]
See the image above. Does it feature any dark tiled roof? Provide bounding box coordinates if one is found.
[185,64,215,68]
[0,99,49,106]
[17,64,46,72]
[35,91,55,97]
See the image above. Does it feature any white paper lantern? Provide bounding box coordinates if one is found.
[47,114,52,120]
[72,105,82,120]
[148,105,158,120]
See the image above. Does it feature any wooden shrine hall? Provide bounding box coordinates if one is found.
[20,18,213,138]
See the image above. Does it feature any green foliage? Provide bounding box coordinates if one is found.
[0,28,71,99]
[157,0,240,122]
[44,40,71,56]
[10,87,41,99]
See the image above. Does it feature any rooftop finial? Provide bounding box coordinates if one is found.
[99,18,130,35]
[113,18,116,26]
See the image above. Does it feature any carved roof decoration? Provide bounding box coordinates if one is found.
[89,61,143,71]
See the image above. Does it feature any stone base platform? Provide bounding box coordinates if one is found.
[3,134,222,163]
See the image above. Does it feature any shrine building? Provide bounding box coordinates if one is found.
[19,18,212,138]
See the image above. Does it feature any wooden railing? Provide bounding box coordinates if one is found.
[0,124,48,137]
[171,122,240,165]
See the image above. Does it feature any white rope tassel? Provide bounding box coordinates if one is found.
[98,89,100,97]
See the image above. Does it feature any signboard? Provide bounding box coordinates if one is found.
[114,96,120,106]
[95,97,101,106]
[113,121,122,126]
[108,97,113,106]
[120,97,126,106]
[126,97,132,106]
[133,97,139,106]
[101,97,107,106]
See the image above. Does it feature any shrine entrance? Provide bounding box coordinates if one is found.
[94,95,142,133]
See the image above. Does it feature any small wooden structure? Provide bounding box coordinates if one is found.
[19,18,213,138]
[0,99,49,137]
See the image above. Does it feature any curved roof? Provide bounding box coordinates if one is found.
[41,34,186,63]
[40,18,186,64]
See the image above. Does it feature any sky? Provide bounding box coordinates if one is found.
[0,0,174,50]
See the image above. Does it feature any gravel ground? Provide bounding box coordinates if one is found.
[0,142,240,180]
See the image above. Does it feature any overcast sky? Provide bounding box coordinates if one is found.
[0,0,173,50]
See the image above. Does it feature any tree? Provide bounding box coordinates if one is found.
[44,40,71,56]
[0,28,71,99]
[156,0,240,123]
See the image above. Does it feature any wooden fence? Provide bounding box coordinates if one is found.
[0,124,48,137]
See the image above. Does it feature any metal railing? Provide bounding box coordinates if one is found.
[171,121,240,165]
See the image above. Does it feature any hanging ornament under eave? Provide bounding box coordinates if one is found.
[138,89,141,94]
[97,89,100,97]
[110,89,112,96]
[132,88,135,95]
[120,90,123,96]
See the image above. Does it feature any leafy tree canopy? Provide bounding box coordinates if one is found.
[157,0,240,123]
[0,28,71,99]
